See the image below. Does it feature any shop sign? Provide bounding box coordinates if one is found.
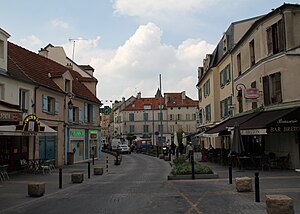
[0,111,22,122]
[245,88,260,99]
[22,114,40,132]
[89,130,98,139]
[269,126,300,133]
[70,129,85,139]
[241,129,267,135]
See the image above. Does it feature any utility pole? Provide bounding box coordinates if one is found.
[159,74,163,152]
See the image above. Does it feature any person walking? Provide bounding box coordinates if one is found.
[187,142,194,162]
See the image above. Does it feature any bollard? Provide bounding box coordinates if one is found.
[191,152,195,180]
[169,150,171,162]
[59,168,62,189]
[156,146,159,158]
[92,155,95,165]
[88,162,91,179]
[229,162,232,184]
[106,156,108,173]
[255,172,260,202]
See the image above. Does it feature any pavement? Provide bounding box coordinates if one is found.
[1,153,300,213]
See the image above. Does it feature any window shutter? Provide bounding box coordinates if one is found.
[227,64,231,83]
[79,108,82,124]
[54,98,59,114]
[220,71,223,87]
[220,101,223,118]
[224,99,228,117]
[278,19,284,52]
[68,108,73,123]
[42,95,48,112]
[92,105,95,123]
[84,103,88,123]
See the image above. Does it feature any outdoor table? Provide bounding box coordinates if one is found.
[237,156,252,170]
[28,159,46,174]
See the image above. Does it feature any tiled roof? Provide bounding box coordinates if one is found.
[124,97,164,111]
[165,93,198,107]
[8,42,101,104]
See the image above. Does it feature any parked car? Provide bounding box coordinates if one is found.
[117,144,131,154]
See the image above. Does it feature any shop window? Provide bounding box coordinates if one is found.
[42,95,59,114]
[267,19,284,55]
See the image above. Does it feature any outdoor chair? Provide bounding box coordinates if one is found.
[0,165,9,180]
[40,160,52,174]
[20,159,28,171]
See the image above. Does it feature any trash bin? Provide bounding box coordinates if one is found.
[162,146,168,156]
[67,152,74,165]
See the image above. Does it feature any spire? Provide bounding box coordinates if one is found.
[155,88,162,98]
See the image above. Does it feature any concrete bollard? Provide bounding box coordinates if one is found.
[28,182,45,197]
[235,177,252,192]
[94,167,104,175]
[266,195,294,214]
[71,173,84,183]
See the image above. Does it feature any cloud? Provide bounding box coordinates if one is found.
[51,19,70,30]
[19,35,43,50]
[113,0,219,18]
[62,23,215,101]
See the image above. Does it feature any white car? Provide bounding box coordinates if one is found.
[117,144,131,154]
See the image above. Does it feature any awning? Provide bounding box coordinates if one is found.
[0,122,57,136]
[204,112,260,137]
[240,107,300,134]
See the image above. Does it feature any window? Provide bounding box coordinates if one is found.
[237,53,241,76]
[263,72,282,105]
[251,81,258,109]
[170,125,174,133]
[84,103,95,123]
[143,105,151,110]
[198,88,202,102]
[42,95,59,114]
[204,79,210,97]
[267,19,284,55]
[205,104,211,122]
[249,39,255,66]
[177,114,181,120]
[220,96,232,119]
[65,79,71,93]
[158,112,163,121]
[143,112,148,121]
[129,125,135,133]
[0,84,4,100]
[220,64,231,88]
[158,125,163,133]
[186,114,190,120]
[169,114,174,120]
[192,113,196,120]
[19,89,28,112]
[143,125,149,133]
[129,113,134,121]
[0,40,4,59]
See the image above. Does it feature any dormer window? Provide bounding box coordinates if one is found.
[65,79,71,93]
[223,34,227,52]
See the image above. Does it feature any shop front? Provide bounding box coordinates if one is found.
[69,129,85,163]
[89,130,99,158]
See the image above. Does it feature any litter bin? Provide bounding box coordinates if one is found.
[67,152,74,165]
[162,146,168,156]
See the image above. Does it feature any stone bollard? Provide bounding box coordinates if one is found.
[164,156,170,161]
[266,195,294,214]
[28,182,45,197]
[71,173,84,183]
[235,177,252,192]
[94,167,104,175]
[159,154,164,159]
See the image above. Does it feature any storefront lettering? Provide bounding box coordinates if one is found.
[0,111,21,122]
[70,130,84,137]
[269,126,300,133]
[23,114,40,132]
[241,129,267,135]
[89,130,98,139]
[277,119,298,124]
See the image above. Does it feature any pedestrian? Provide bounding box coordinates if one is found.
[187,142,193,162]
[170,142,176,155]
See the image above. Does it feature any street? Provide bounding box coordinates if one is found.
[3,153,300,213]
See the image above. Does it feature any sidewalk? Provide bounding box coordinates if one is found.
[0,153,117,212]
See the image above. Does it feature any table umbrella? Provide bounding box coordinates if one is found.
[182,132,187,146]
[231,122,245,154]
[174,131,179,147]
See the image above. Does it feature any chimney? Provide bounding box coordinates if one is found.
[38,48,48,58]
[122,97,125,103]
[137,92,141,99]
[66,63,73,70]
[181,91,186,100]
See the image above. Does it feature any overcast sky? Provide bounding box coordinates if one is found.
[1,0,297,105]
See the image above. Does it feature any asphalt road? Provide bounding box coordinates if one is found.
[1,154,271,214]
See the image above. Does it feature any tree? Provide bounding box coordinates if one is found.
[177,129,183,145]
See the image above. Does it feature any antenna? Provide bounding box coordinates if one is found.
[68,38,88,61]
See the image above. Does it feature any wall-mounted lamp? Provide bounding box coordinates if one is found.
[236,83,246,102]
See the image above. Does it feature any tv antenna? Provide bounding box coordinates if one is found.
[68,38,88,61]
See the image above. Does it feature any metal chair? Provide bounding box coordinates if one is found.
[0,165,9,180]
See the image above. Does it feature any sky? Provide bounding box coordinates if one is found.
[1,0,298,105]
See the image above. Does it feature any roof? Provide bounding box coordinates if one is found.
[165,92,198,107]
[79,65,94,71]
[7,42,101,104]
[124,97,163,111]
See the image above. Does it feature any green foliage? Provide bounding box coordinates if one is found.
[177,129,183,144]
[171,158,213,175]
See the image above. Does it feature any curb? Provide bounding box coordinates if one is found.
[167,172,219,180]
